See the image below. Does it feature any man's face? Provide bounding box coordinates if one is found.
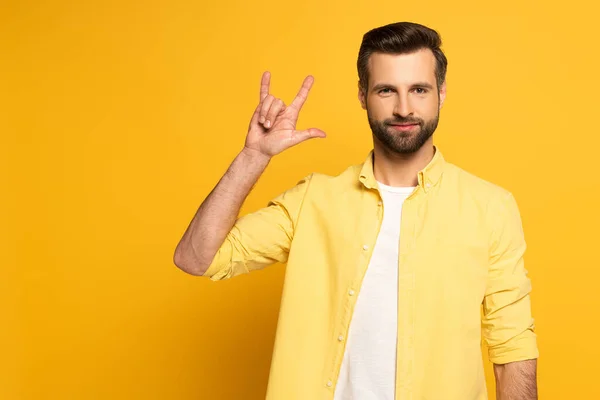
[359,49,446,154]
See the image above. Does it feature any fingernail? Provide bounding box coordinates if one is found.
[265,120,270,128]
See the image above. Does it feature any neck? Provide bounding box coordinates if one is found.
[372,139,435,187]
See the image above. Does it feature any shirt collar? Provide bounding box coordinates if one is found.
[358,146,446,193]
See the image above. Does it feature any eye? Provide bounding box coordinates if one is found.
[378,88,394,94]
[413,88,428,94]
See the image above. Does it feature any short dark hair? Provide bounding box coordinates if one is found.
[357,22,448,93]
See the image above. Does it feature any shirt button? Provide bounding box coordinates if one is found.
[378,201,382,206]
[338,335,344,341]
[348,289,355,296]
[425,182,431,188]
[362,244,369,250]
[326,381,333,387]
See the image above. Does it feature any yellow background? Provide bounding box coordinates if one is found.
[3,0,598,398]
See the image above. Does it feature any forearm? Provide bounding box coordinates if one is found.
[174,147,270,275]
[494,359,538,400]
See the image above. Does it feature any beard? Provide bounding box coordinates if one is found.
[368,108,440,154]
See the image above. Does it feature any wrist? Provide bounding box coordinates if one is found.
[240,146,271,166]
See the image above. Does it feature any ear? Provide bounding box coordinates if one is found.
[358,81,367,110]
[439,80,447,109]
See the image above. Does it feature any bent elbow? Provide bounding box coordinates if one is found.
[173,246,208,277]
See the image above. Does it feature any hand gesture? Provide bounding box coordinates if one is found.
[244,71,326,158]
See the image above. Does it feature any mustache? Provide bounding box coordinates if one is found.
[385,117,423,125]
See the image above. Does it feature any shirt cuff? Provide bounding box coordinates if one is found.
[488,332,539,364]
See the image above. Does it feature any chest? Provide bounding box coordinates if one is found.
[295,189,490,299]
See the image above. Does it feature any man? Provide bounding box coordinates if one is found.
[174,21,539,400]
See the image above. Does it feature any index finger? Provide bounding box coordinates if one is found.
[289,75,314,112]
[260,71,271,102]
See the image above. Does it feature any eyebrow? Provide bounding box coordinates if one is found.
[371,82,435,91]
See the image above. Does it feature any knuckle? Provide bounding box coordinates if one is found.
[270,102,282,113]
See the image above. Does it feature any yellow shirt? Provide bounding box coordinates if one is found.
[203,147,539,400]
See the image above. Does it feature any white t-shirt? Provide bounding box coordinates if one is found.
[333,181,415,400]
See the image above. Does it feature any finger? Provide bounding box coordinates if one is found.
[289,75,314,114]
[265,99,286,129]
[250,101,263,126]
[260,95,275,125]
[260,71,271,102]
[290,128,327,145]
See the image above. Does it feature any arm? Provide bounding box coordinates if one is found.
[481,192,539,391]
[494,359,537,400]
[173,71,325,276]
[173,147,270,275]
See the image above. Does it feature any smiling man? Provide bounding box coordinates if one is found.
[174,22,539,400]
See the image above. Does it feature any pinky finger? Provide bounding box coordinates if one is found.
[249,101,263,125]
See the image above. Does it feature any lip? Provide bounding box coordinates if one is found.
[389,123,419,131]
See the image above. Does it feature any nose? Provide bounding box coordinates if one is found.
[393,93,413,118]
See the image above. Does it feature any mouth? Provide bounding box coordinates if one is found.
[388,123,419,131]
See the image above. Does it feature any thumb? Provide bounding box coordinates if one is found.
[293,128,327,144]
[307,128,326,138]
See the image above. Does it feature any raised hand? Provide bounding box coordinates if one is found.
[244,71,326,158]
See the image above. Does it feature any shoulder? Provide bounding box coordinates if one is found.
[442,161,521,227]
[270,160,361,205]
[298,161,364,196]
[443,161,513,201]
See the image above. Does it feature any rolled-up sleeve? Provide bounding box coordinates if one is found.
[482,191,539,364]
[203,174,313,281]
